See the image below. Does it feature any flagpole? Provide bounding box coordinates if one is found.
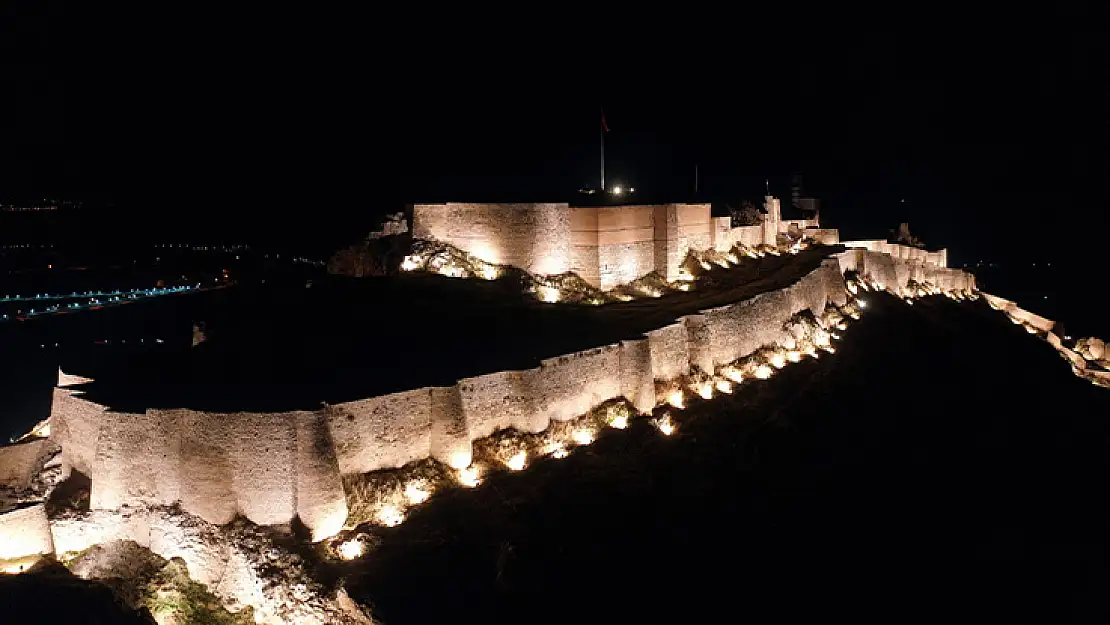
[600,110,606,192]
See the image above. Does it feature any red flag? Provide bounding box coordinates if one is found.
[601,111,609,132]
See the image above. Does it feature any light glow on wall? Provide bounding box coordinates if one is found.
[377,505,405,527]
[571,428,595,445]
[694,381,714,400]
[721,366,744,384]
[505,450,528,471]
[458,465,483,488]
[667,389,685,409]
[753,364,774,379]
[404,482,432,505]
[337,538,366,560]
[448,450,472,470]
[652,414,676,436]
[537,286,561,303]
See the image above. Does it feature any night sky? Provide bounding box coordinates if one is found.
[2,4,1106,263]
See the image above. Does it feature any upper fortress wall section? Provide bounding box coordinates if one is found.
[416,200,847,288]
[413,203,571,275]
[653,203,713,281]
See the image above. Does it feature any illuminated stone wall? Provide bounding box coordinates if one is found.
[619,338,655,415]
[647,322,692,381]
[327,390,433,475]
[458,369,539,439]
[294,412,348,541]
[0,438,57,491]
[85,407,344,540]
[49,387,107,478]
[805,228,840,245]
[413,203,571,276]
[596,206,656,289]
[537,344,622,425]
[654,204,713,281]
[682,314,715,373]
[569,207,601,285]
[0,504,54,565]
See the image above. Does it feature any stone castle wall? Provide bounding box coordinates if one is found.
[0,438,57,491]
[47,248,973,542]
[653,204,713,281]
[413,203,572,275]
[80,405,347,541]
[0,504,54,566]
[416,201,848,288]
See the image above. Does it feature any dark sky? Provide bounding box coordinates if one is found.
[2,4,1106,262]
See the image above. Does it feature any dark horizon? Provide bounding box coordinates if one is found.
[2,4,1106,264]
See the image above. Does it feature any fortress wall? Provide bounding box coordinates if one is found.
[429,385,471,468]
[537,345,622,424]
[0,504,54,564]
[91,410,181,512]
[701,302,740,369]
[569,207,600,285]
[619,338,655,415]
[647,322,690,381]
[230,412,297,527]
[178,411,237,526]
[413,203,571,275]
[835,249,860,274]
[821,259,850,307]
[0,438,57,491]
[458,370,538,439]
[653,204,712,281]
[327,389,433,475]
[682,314,715,373]
[597,206,656,289]
[712,217,735,251]
[805,228,840,245]
[860,251,899,289]
[51,509,154,557]
[728,289,795,363]
[787,262,834,317]
[893,259,913,290]
[49,388,107,478]
[294,412,348,541]
[734,226,765,247]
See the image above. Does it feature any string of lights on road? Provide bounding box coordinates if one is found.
[0,285,203,323]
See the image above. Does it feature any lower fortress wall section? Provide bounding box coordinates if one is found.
[0,504,54,565]
[87,408,346,540]
[537,345,622,425]
[619,338,655,415]
[413,203,572,276]
[648,322,692,381]
[458,370,538,440]
[327,390,433,475]
[47,251,974,541]
[294,413,348,541]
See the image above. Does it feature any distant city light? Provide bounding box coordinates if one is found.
[611,186,623,195]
